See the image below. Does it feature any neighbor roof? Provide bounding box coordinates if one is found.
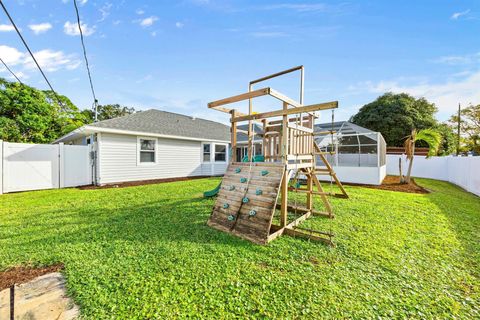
[55,109,230,143]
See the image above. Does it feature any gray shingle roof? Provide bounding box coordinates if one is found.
[90,109,230,141]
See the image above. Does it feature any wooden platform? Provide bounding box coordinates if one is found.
[207,162,285,244]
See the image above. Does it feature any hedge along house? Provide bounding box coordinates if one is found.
[315,121,387,185]
[54,109,230,185]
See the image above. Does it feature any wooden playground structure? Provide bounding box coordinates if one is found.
[207,66,348,245]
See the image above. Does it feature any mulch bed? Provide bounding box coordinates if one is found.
[0,264,64,291]
[347,175,430,194]
[79,175,216,190]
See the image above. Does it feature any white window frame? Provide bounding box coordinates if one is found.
[137,136,157,166]
[214,143,228,163]
[201,142,228,163]
[201,142,212,163]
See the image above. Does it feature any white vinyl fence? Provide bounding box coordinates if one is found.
[0,140,92,194]
[386,154,480,196]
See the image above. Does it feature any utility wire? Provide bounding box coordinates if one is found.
[73,0,98,121]
[0,0,62,103]
[0,56,23,84]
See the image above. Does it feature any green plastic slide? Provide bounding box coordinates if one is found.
[203,182,222,198]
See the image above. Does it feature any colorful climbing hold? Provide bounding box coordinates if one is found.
[249,210,257,217]
[255,188,262,195]
[227,214,235,221]
[235,168,241,173]
[228,185,235,191]
[261,170,269,176]
[242,197,249,203]
[240,177,247,183]
[223,203,229,209]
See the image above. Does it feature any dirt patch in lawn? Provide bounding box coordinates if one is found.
[349,175,430,194]
[0,264,63,290]
[79,175,218,190]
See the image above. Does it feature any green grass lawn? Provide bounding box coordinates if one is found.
[1,178,479,318]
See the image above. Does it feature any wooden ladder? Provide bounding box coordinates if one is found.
[313,142,349,199]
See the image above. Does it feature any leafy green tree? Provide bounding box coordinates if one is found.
[449,104,480,154]
[350,93,438,146]
[433,123,457,156]
[82,104,136,122]
[0,78,88,143]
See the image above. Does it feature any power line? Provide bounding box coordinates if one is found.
[73,0,98,121]
[0,56,23,84]
[0,0,61,103]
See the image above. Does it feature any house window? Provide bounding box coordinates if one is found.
[139,138,156,163]
[203,143,211,162]
[215,144,226,162]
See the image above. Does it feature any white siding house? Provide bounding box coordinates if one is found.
[55,109,230,185]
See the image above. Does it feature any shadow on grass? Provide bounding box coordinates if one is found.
[420,179,480,276]
[10,195,256,251]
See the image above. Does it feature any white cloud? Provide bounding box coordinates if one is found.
[98,2,113,22]
[175,22,184,28]
[0,45,25,65]
[353,72,480,117]
[433,52,480,65]
[451,9,470,20]
[23,49,81,72]
[28,22,52,35]
[0,45,80,74]
[13,71,28,80]
[136,9,145,15]
[0,24,15,32]
[64,21,95,36]
[151,31,157,37]
[139,16,158,27]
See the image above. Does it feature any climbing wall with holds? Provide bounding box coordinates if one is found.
[207,162,285,244]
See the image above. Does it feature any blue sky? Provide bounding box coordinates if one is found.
[1,0,479,124]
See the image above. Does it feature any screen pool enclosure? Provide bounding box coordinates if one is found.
[315,121,386,168]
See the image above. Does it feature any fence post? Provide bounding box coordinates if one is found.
[58,143,64,189]
[0,140,3,195]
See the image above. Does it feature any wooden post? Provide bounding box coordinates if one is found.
[262,119,266,161]
[231,109,237,163]
[281,169,288,227]
[247,84,253,162]
[280,101,289,227]
[306,168,313,211]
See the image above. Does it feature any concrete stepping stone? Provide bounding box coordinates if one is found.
[0,272,79,319]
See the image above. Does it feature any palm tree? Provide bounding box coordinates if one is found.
[402,129,442,184]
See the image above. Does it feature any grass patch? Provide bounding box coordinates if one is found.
[0,178,479,318]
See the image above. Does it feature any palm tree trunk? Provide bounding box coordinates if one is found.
[405,143,415,183]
